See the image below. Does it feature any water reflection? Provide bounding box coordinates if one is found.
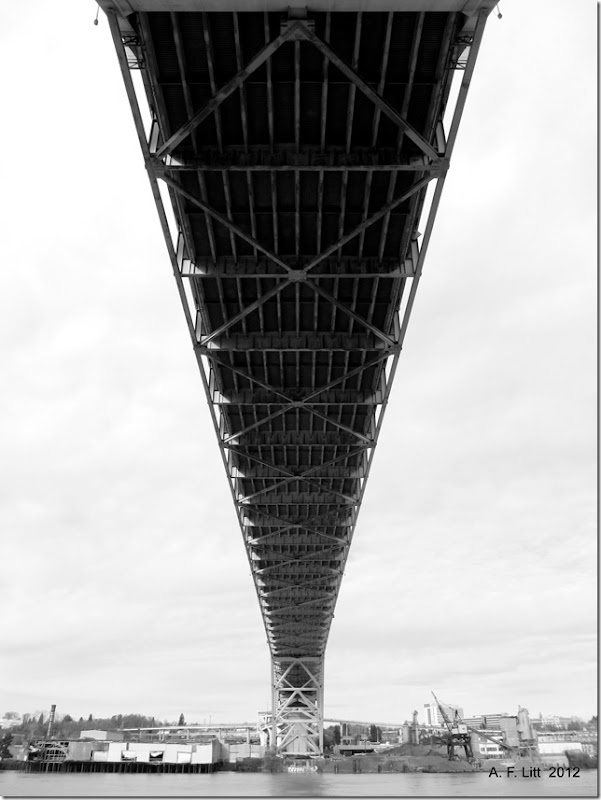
[269,772,327,796]
[0,770,597,797]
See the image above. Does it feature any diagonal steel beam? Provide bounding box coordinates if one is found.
[302,349,395,403]
[225,448,291,479]
[246,508,353,537]
[292,524,350,545]
[238,445,367,503]
[229,398,374,446]
[255,546,342,575]
[197,281,287,345]
[298,404,373,444]
[306,282,396,346]
[296,661,323,685]
[255,561,341,577]
[251,520,342,540]
[238,444,369,489]
[273,634,328,648]
[253,546,334,565]
[251,520,350,548]
[261,576,337,595]
[269,596,336,615]
[229,447,363,496]
[256,544,342,566]
[162,175,292,276]
[203,352,293,403]
[302,174,435,276]
[222,406,290,445]
[240,478,294,504]
[223,395,370,450]
[297,24,440,162]
[155,21,304,159]
[245,505,353,532]
[278,478,357,505]
[253,528,347,546]
[269,622,330,633]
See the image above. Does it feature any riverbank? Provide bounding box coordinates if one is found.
[2,747,595,777]
[0,754,483,776]
[258,745,479,774]
[277,743,480,774]
[321,754,476,774]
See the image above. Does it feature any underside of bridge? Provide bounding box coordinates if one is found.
[100,0,494,756]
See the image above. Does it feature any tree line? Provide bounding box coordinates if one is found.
[5,712,190,741]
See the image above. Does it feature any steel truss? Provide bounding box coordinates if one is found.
[269,657,324,755]
[104,3,490,756]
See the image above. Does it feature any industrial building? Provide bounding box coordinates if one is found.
[423,701,463,728]
[16,735,265,771]
[469,729,508,759]
[79,729,124,742]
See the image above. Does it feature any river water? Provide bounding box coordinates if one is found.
[0,770,597,797]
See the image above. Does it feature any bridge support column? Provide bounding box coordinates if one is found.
[271,657,324,756]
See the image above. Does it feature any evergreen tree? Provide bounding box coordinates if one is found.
[0,732,13,760]
[322,725,335,752]
[178,713,186,726]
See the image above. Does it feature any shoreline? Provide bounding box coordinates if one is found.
[3,757,595,776]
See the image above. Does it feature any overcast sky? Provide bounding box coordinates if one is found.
[0,1,596,728]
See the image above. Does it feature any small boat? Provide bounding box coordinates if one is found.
[286,758,319,773]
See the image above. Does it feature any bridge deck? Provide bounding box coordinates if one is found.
[101,0,493,753]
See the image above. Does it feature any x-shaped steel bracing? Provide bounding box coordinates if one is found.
[269,657,324,755]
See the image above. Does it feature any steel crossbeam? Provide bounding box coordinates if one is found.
[105,2,492,758]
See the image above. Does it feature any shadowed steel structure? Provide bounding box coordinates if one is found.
[98,0,495,756]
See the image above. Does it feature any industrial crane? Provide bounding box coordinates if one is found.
[432,693,516,761]
[431,692,474,762]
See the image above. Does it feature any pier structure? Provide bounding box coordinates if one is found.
[99,0,495,756]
